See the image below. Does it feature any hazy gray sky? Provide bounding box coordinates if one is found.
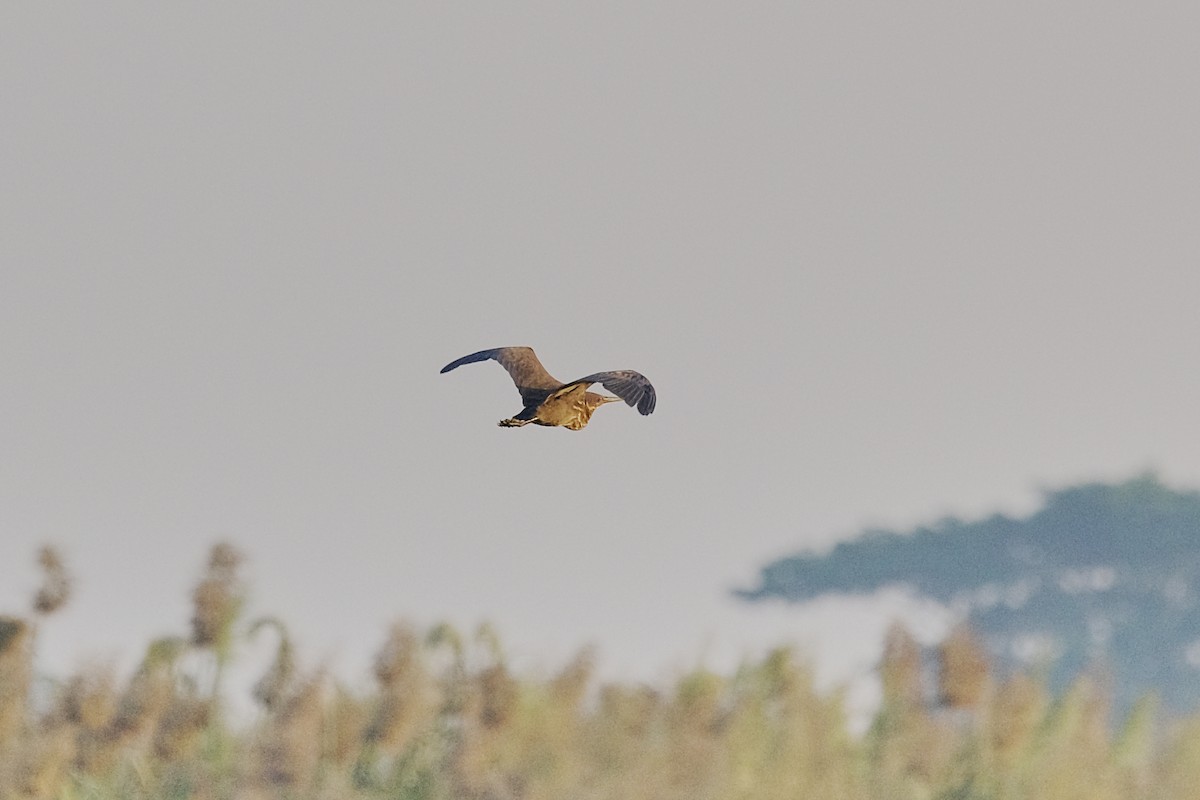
[3,3,1199,700]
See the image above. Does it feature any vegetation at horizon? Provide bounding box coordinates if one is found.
[3,543,1200,800]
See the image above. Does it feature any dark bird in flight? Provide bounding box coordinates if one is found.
[440,347,656,430]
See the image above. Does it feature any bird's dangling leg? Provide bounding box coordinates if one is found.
[499,405,539,427]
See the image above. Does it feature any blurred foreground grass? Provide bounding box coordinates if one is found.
[2,544,1198,800]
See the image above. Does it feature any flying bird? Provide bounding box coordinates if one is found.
[440,347,656,430]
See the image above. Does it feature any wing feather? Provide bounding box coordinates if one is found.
[440,347,562,406]
[569,370,656,415]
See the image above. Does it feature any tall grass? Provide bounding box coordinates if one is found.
[2,544,1198,800]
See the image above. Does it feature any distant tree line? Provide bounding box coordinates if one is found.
[738,473,1200,713]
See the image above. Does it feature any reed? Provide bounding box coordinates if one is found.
[4,545,1199,800]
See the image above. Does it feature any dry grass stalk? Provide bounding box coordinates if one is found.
[191,542,244,653]
[249,617,295,712]
[32,546,72,617]
[323,685,370,768]
[990,672,1048,763]
[879,622,924,711]
[937,623,991,710]
[153,694,211,761]
[366,622,437,755]
[12,728,75,799]
[253,677,325,790]
[0,616,31,750]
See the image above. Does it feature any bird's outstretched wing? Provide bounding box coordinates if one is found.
[565,371,656,415]
[440,347,562,406]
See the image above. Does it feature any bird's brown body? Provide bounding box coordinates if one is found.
[440,347,656,431]
[505,383,623,430]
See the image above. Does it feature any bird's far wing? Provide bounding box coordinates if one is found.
[567,371,657,415]
[440,347,562,405]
